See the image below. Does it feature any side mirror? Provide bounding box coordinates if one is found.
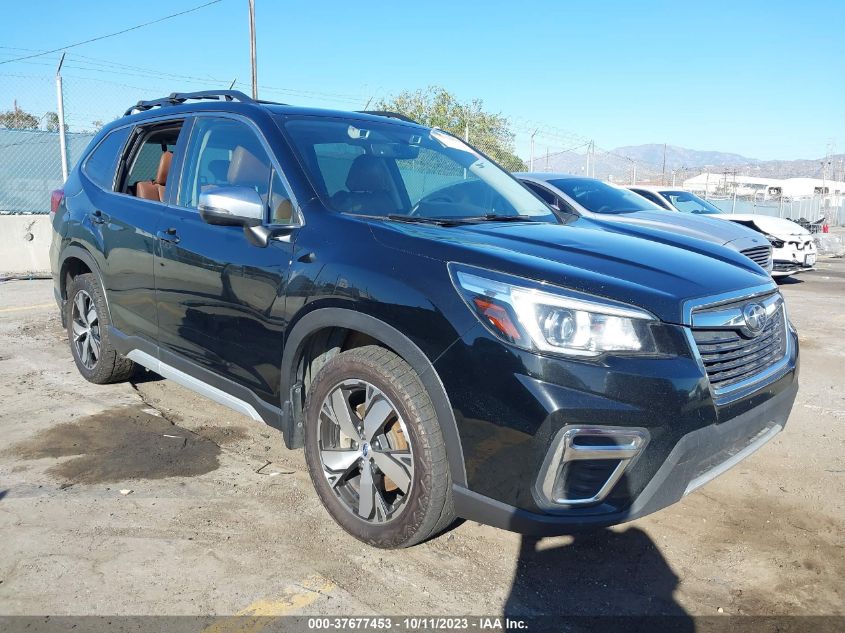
[198,186,265,227]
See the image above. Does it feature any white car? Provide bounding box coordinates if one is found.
[629,186,817,279]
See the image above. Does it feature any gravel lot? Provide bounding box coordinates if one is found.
[0,261,843,622]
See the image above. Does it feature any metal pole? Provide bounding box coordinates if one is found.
[248,0,258,99]
[55,53,69,182]
[529,129,537,171]
[731,170,737,212]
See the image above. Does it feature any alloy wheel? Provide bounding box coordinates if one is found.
[317,379,414,524]
[71,290,100,370]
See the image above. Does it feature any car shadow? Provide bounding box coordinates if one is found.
[503,528,693,630]
[129,367,165,385]
[776,275,804,285]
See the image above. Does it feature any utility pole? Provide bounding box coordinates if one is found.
[704,169,710,199]
[585,140,594,177]
[661,143,667,185]
[55,53,69,182]
[731,170,738,213]
[529,129,537,172]
[545,147,549,171]
[248,0,258,99]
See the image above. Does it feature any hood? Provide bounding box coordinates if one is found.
[369,218,773,325]
[585,208,760,246]
[717,214,811,239]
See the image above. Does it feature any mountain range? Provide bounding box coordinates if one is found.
[531,143,845,183]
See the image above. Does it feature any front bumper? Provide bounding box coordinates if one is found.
[438,321,799,534]
[771,241,817,277]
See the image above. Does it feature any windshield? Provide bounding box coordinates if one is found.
[281,117,557,222]
[549,178,657,214]
[659,190,725,215]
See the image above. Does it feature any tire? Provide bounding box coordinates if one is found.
[66,273,136,384]
[304,345,455,548]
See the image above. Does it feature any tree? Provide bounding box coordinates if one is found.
[44,112,68,133]
[0,105,39,130]
[376,86,526,171]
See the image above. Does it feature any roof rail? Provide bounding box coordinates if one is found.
[124,90,258,116]
[356,110,419,124]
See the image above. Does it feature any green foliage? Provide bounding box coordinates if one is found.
[0,107,39,130]
[44,112,68,133]
[376,86,526,171]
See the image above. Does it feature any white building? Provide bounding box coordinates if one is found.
[682,173,845,199]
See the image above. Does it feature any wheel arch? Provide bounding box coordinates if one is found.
[59,245,112,322]
[280,307,467,487]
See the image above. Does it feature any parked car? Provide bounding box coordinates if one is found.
[629,186,816,278]
[50,91,798,548]
[517,173,774,273]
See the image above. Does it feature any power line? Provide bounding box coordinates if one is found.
[0,0,225,66]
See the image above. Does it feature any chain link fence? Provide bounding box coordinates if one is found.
[2,73,843,229]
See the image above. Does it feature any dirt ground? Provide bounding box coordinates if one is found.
[0,260,843,621]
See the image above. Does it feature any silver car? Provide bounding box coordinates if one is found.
[516,173,773,273]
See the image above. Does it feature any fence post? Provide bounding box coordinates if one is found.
[55,53,69,182]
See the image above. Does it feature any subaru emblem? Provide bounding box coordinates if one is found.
[742,303,767,336]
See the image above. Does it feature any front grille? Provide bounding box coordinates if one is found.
[692,301,787,392]
[741,245,772,268]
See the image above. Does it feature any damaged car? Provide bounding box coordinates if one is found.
[629,186,817,278]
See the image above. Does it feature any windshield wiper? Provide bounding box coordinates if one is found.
[458,214,542,223]
[385,214,468,227]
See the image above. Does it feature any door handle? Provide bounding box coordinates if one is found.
[157,227,180,244]
[90,210,108,224]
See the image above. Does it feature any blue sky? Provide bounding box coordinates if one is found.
[1,0,842,160]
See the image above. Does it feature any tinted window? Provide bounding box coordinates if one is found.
[632,189,670,209]
[523,181,557,205]
[83,127,131,191]
[179,117,294,223]
[283,117,556,221]
[549,178,656,214]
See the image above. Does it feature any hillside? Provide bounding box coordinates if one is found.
[534,143,844,183]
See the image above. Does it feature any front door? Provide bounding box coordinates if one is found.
[154,115,298,403]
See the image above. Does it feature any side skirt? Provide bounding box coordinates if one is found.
[108,326,283,430]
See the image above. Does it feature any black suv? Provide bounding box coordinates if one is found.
[50,91,798,548]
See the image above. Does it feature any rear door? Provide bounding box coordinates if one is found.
[87,118,186,343]
[154,114,299,403]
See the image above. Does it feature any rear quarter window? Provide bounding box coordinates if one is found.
[83,127,131,191]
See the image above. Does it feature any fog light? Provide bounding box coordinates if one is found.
[534,427,648,509]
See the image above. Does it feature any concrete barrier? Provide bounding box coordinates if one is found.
[0,215,52,274]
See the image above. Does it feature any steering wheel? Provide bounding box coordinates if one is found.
[409,194,455,216]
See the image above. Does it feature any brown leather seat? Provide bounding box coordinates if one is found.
[136,151,172,202]
[331,155,399,214]
[227,145,268,187]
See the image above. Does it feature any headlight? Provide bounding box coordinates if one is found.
[449,263,659,357]
[765,234,785,248]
